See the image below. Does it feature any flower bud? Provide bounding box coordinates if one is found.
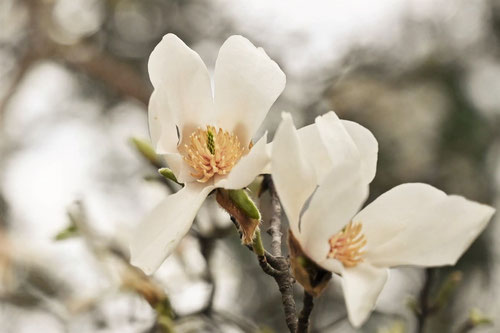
[288,230,332,297]
[216,189,260,244]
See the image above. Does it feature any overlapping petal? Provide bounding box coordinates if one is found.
[299,159,369,268]
[271,113,316,236]
[148,90,178,154]
[130,183,214,274]
[148,34,214,146]
[295,112,377,185]
[214,36,286,146]
[357,183,495,267]
[341,120,378,184]
[214,133,269,190]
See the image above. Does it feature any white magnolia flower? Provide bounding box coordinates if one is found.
[272,111,495,327]
[131,34,285,274]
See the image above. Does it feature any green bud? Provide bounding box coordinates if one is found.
[433,270,462,310]
[228,189,261,220]
[469,308,492,326]
[130,137,162,168]
[54,212,79,241]
[158,168,182,185]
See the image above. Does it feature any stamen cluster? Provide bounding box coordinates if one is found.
[183,125,244,182]
[327,221,366,267]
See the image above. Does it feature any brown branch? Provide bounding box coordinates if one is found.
[55,43,152,105]
[297,291,314,333]
[0,53,39,121]
[416,268,434,333]
[263,258,297,333]
[253,175,297,333]
[198,235,216,314]
[264,174,283,257]
[17,0,151,111]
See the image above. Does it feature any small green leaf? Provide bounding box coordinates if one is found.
[54,224,79,241]
[158,168,182,185]
[228,189,261,220]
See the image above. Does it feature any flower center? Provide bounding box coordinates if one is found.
[327,221,366,267]
[182,125,245,182]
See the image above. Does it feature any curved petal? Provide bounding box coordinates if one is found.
[214,133,269,190]
[271,113,316,236]
[296,112,373,185]
[341,263,389,328]
[300,159,369,266]
[356,183,495,267]
[163,153,195,184]
[214,35,286,146]
[130,183,213,274]
[148,34,214,144]
[315,112,361,173]
[148,90,178,154]
[341,120,378,184]
[295,123,333,184]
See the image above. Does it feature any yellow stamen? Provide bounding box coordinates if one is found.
[327,221,366,267]
[182,125,244,182]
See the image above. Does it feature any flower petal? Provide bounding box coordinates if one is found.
[130,183,213,274]
[214,133,269,190]
[341,120,378,184]
[356,183,495,267]
[299,159,369,266]
[271,113,316,236]
[148,90,179,154]
[148,34,214,144]
[214,35,286,146]
[163,153,196,185]
[294,123,333,184]
[296,112,375,185]
[341,263,389,328]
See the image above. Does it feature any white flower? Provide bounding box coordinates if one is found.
[271,111,495,327]
[131,34,286,274]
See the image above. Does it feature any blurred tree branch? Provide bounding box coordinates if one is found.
[1,0,152,123]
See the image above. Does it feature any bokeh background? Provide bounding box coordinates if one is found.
[1,0,500,332]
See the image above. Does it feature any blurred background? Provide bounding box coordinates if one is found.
[1,0,500,332]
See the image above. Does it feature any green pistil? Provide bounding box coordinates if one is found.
[207,129,215,155]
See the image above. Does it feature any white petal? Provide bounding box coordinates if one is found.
[271,113,316,236]
[214,133,269,190]
[163,153,195,184]
[341,120,378,184]
[214,36,286,146]
[356,183,495,267]
[300,159,369,265]
[148,34,214,144]
[315,112,361,173]
[296,112,371,185]
[341,263,389,328]
[295,123,333,184]
[130,183,213,274]
[148,90,178,154]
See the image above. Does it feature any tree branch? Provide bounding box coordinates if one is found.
[297,291,314,333]
[264,174,283,257]
[416,268,434,333]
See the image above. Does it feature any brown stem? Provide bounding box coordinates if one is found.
[199,236,216,314]
[417,268,434,333]
[264,174,283,257]
[297,291,314,333]
[256,175,297,333]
